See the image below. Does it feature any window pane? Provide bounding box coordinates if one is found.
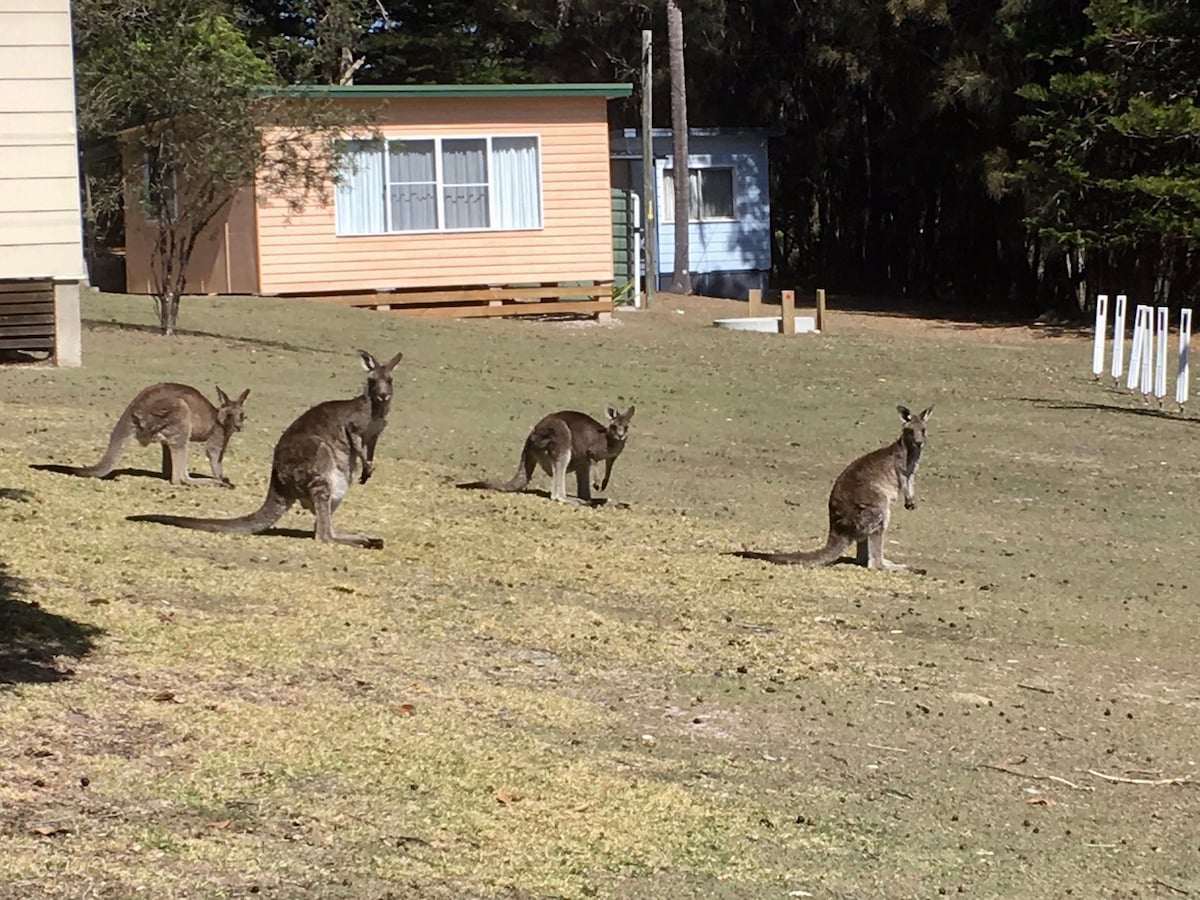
[387,140,436,231]
[390,184,436,231]
[492,137,540,229]
[335,139,386,235]
[700,169,734,219]
[662,169,676,221]
[443,139,489,228]
[389,140,435,182]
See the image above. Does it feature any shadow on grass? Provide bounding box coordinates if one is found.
[29,464,166,481]
[454,481,624,507]
[1021,397,1200,423]
[0,560,102,685]
[83,318,340,356]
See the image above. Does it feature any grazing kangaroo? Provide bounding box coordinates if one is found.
[128,350,403,549]
[459,405,635,504]
[732,404,933,570]
[32,383,250,487]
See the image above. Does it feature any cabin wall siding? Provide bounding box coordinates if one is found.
[254,95,615,294]
[0,1,85,282]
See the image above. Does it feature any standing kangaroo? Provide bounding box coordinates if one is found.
[732,404,933,570]
[31,383,250,487]
[128,350,403,549]
[459,405,635,504]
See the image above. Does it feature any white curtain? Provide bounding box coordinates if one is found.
[492,137,540,229]
[334,140,385,235]
[389,140,437,231]
[442,139,489,229]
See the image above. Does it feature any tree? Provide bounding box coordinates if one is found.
[1013,0,1200,308]
[665,0,692,295]
[74,0,371,334]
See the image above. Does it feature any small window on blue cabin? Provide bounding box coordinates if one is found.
[663,166,735,222]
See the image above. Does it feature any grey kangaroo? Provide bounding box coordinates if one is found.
[459,405,635,504]
[32,383,249,487]
[732,404,933,570]
[128,350,403,549]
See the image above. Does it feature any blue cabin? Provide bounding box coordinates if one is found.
[610,127,778,299]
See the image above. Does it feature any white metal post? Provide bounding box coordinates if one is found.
[1111,294,1127,383]
[1177,308,1192,407]
[631,191,642,309]
[1155,306,1169,402]
[1091,294,1108,376]
[1128,304,1148,390]
[1140,306,1154,396]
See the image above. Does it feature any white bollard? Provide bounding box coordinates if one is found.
[1178,308,1192,407]
[1140,306,1154,396]
[1091,293,1108,376]
[1155,306,1169,401]
[1128,304,1149,390]
[1111,294,1127,382]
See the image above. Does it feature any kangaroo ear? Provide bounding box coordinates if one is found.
[919,404,934,420]
[216,386,230,405]
[897,404,912,422]
[606,404,619,420]
[358,349,379,371]
[385,350,404,370]
[237,388,251,404]
[625,405,635,419]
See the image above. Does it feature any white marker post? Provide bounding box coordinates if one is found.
[1140,306,1154,397]
[1155,306,1169,404]
[1111,294,1127,384]
[1091,293,1109,377]
[1127,304,1149,390]
[1177,308,1192,409]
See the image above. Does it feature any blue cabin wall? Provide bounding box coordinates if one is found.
[611,128,773,298]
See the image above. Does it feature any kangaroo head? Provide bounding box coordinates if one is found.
[215,386,251,432]
[358,349,404,406]
[605,404,636,442]
[897,404,933,448]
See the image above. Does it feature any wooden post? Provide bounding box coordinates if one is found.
[815,288,827,332]
[781,289,796,335]
[748,288,762,317]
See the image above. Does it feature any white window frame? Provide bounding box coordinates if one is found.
[335,134,544,236]
[661,165,736,224]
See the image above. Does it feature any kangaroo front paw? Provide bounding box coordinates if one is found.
[905,499,916,510]
[359,461,375,485]
[220,478,235,489]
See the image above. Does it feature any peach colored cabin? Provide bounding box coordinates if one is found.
[123,83,633,319]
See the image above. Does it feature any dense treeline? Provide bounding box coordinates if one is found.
[81,0,1200,317]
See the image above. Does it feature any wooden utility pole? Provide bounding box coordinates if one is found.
[641,29,655,309]
[665,0,691,295]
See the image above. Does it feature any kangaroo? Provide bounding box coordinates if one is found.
[32,383,250,487]
[459,405,635,504]
[732,404,933,570]
[127,350,403,549]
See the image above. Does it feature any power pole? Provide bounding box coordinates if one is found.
[641,28,655,310]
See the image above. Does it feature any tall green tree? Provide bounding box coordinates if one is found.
[75,0,370,334]
[1013,0,1200,308]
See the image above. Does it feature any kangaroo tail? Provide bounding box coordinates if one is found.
[128,473,291,534]
[457,440,534,492]
[30,409,136,479]
[728,532,853,567]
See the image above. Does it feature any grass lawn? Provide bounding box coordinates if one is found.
[1,290,1198,899]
